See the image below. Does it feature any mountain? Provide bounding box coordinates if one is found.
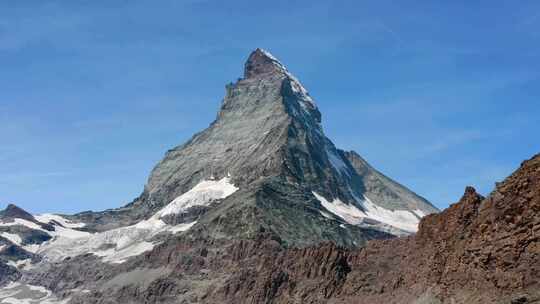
[0,49,459,303]
[74,48,437,243]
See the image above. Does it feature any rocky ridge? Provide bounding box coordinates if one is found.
[64,154,539,304]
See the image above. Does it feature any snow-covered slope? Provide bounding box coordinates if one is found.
[0,282,68,304]
[36,177,238,264]
[34,214,86,228]
[313,191,422,234]
[1,178,238,267]
[37,218,195,264]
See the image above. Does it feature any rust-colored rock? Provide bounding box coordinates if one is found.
[205,154,540,303]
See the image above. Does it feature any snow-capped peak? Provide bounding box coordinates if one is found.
[245,48,315,107]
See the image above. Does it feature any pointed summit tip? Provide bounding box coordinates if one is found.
[0,203,34,221]
[244,48,287,79]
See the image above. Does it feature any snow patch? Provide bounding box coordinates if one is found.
[47,225,90,240]
[313,191,426,234]
[353,192,422,233]
[13,177,234,264]
[22,244,41,254]
[7,259,31,270]
[156,177,238,218]
[0,217,91,253]
[38,215,198,264]
[319,210,333,219]
[0,233,22,246]
[313,192,365,225]
[326,148,350,176]
[168,221,197,233]
[0,282,68,304]
[34,214,86,228]
[412,209,427,218]
[0,219,43,231]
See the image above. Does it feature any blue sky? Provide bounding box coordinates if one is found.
[1,1,539,213]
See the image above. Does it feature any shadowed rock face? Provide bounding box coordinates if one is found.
[0,262,20,286]
[0,204,35,222]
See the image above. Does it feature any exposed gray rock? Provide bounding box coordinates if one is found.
[72,48,437,242]
[344,151,438,213]
[0,261,20,286]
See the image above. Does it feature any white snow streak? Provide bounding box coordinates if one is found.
[0,233,22,246]
[156,177,238,218]
[313,191,425,233]
[0,282,69,304]
[1,177,236,264]
[412,209,427,218]
[258,48,315,106]
[319,210,333,219]
[37,216,197,264]
[34,214,86,228]
[0,219,43,231]
[326,148,350,176]
[359,195,422,233]
[0,217,90,252]
[313,192,365,225]
[7,259,31,270]
[37,177,236,264]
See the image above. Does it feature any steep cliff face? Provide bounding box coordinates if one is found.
[74,49,435,243]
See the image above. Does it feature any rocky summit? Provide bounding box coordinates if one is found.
[1,49,537,304]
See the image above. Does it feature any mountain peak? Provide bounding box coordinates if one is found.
[0,204,34,222]
[244,48,287,79]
